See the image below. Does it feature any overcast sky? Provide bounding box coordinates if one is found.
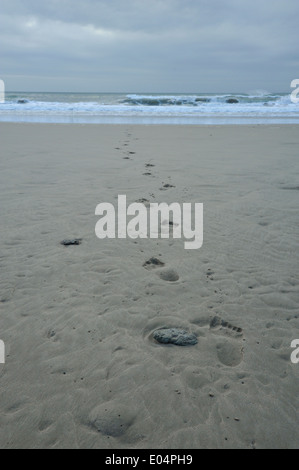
[0,0,298,93]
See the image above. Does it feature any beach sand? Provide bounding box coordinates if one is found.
[0,122,298,449]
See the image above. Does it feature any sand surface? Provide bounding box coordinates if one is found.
[0,123,298,449]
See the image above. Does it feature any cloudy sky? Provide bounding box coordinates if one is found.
[1,0,298,93]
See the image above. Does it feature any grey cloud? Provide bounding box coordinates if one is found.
[0,0,298,92]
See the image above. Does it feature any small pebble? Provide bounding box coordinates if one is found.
[60,239,82,246]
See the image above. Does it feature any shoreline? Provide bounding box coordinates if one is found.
[1,116,299,126]
[1,121,299,128]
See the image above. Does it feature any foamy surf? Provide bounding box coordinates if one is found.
[0,92,298,124]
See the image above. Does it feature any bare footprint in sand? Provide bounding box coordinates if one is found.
[160,183,175,191]
[210,316,243,338]
[159,269,180,282]
[143,259,179,282]
[89,403,136,438]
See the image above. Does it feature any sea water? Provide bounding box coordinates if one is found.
[0,92,298,124]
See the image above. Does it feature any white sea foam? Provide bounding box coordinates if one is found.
[0,92,298,124]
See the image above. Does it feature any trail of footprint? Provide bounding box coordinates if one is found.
[117,132,137,160]
[143,163,156,176]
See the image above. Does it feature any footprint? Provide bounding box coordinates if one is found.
[145,164,155,168]
[38,420,54,432]
[160,184,175,191]
[143,257,165,269]
[136,198,151,208]
[210,316,243,338]
[216,340,243,367]
[159,269,180,282]
[89,403,136,438]
[207,269,215,280]
[46,329,56,339]
[258,222,269,227]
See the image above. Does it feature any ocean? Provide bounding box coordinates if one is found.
[0,91,298,125]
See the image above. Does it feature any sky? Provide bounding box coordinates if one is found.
[0,0,298,93]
